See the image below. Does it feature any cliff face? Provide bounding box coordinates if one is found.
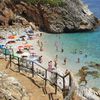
[0,0,99,33]
[0,72,29,100]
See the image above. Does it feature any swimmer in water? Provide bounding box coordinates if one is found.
[77,58,80,63]
[63,57,67,65]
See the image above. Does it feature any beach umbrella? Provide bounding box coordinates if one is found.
[6,40,16,44]
[20,35,26,38]
[0,45,4,49]
[8,35,17,39]
[18,46,24,49]
[24,44,32,48]
[21,52,30,57]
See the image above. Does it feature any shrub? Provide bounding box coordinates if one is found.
[25,0,63,6]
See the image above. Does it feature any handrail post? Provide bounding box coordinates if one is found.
[18,57,20,72]
[63,76,66,98]
[32,61,34,77]
[5,48,6,60]
[69,73,71,87]
[55,72,58,94]
[43,69,47,94]
[9,55,12,68]
[45,70,47,89]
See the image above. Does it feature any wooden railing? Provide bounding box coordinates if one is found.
[3,49,72,98]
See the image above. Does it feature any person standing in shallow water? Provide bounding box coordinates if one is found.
[61,48,64,53]
[85,54,87,58]
[54,55,58,68]
[63,57,67,65]
[77,58,80,63]
[55,41,59,51]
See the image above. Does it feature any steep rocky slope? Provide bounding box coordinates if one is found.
[0,0,99,33]
[0,72,29,100]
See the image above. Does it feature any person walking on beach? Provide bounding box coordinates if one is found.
[40,33,42,37]
[54,59,57,68]
[38,56,43,63]
[55,55,58,62]
[48,61,53,71]
[37,40,40,47]
[63,57,67,65]
[40,41,43,51]
[40,45,43,51]
[65,69,68,75]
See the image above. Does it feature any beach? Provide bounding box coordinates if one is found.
[0,26,71,99]
[0,0,100,99]
[0,25,100,89]
[0,23,100,100]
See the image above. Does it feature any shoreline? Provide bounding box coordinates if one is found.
[0,26,100,99]
[0,26,99,88]
[40,31,100,89]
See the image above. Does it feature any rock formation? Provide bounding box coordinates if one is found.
[0,72,29,100]
[0,0,99,33]
[64,73,100,100]
[76,85,100,100]
[0,0,14,26]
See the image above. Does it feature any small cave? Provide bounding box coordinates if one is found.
[63,27,92,33]
[21,11,34,22]
[8,19,15,25]
[80,22,88,26]
[64,27,78,33]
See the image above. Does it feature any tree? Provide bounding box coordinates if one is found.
[24,0,63,6]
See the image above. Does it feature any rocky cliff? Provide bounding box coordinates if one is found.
[0,72,29,100]
[0,0,99,33]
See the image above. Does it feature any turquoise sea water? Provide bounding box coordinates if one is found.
[41,0,100,88]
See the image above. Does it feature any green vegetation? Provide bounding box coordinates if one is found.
[24,0,63,6]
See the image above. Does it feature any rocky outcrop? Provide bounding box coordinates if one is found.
[64,73,100,100]
[0,72,29,100]
[76,85,100,100]
[0,0,14,26]
[0,0,99,33]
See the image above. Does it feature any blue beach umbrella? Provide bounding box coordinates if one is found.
[0,45,4,49]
